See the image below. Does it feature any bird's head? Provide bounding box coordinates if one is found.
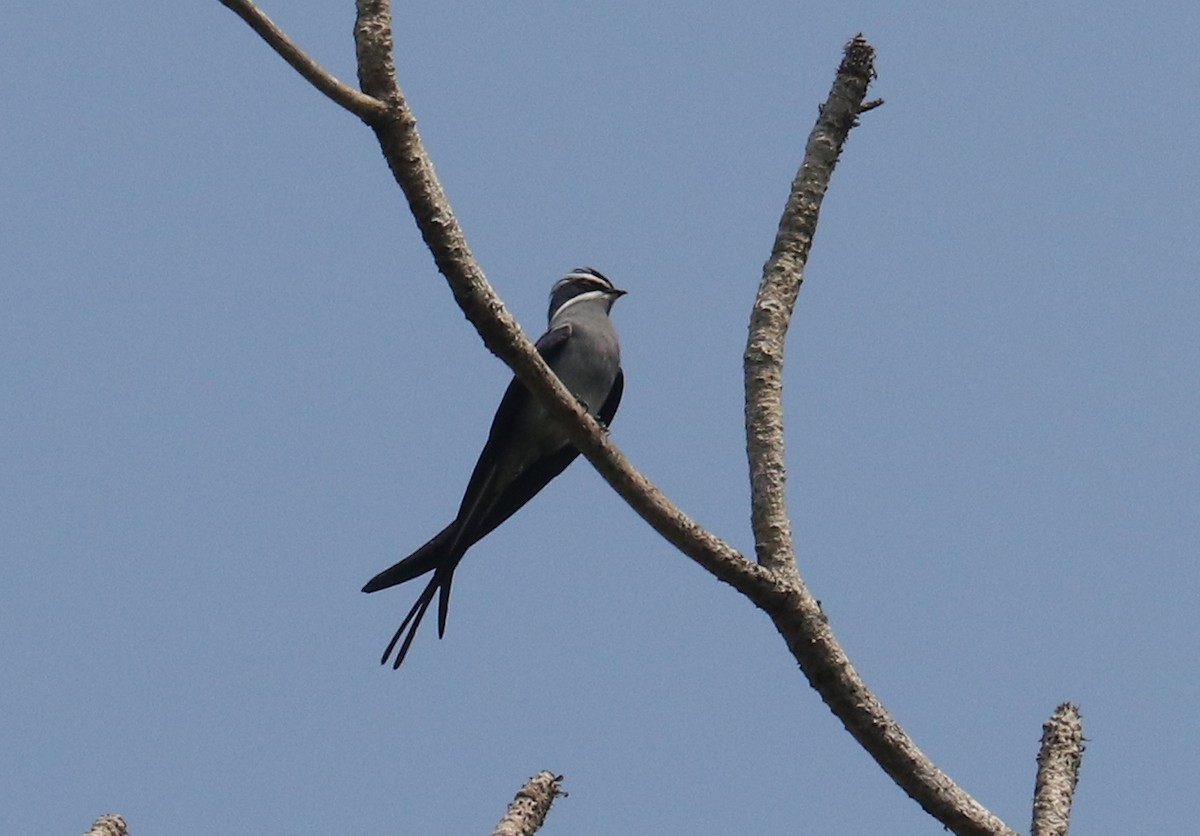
[547,267,627,322]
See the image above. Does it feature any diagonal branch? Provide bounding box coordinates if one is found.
[755,575,1017,836]
[218,0,388,122]
[347,0,772,598]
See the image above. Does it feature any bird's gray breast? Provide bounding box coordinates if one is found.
[556,319,621,412]
[523,312,621,454]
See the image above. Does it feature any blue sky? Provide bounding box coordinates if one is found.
[2,2,1197,834]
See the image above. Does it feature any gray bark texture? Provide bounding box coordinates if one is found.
[491,771,565,836]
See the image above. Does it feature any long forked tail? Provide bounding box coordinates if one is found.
[366,502,495,667]
[380,558,462,668]
[366,519,470,668]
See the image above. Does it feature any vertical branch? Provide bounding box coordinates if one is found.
[739,38,1019,835]
[1031,703,1085,836]
[744,35,878,576]
[353,0,400,104]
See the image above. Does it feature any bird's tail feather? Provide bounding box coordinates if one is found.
[381,573,438,668]
[379,556,464,668]
[365,470,514,666]
[361,522,457,593]
[437,569,456,638]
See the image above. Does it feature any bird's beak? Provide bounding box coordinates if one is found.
[610,288,628,298]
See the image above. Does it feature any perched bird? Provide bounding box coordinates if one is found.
[363,268,626,668]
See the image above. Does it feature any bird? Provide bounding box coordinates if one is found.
[362,267,626,668]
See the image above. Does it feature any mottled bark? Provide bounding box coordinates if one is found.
[491,771,565,836]
[1032,703,1085,836]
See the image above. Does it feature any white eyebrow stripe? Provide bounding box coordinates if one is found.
[551,288,608,320]
[555,276,612,293]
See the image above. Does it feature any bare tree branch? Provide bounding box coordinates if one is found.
[764,573,1018,835]
[739,37,1018,836]
[83,814,127,836]
[491,771,565,836]
[353,0,401,105]
[217,8,1078,835]
[218,0,388,122]
[1031,703,1085,836]
[745,34,879,578]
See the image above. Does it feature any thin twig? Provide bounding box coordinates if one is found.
[219,0,388,122]
[491,772,565,836]
[1031,703,1085,836]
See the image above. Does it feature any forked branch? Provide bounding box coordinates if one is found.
[219,5,1080,834]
